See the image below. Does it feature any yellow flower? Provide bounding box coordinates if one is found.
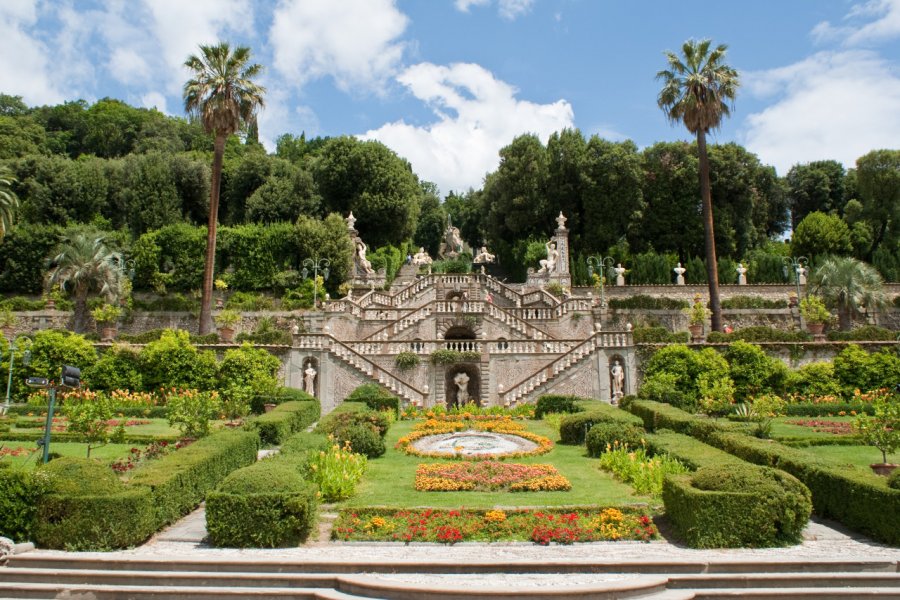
[485,510,507,523]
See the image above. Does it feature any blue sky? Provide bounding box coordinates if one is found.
[1,0,898,196]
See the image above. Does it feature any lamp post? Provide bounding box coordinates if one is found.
[302,257,330,308]
[782,256,809,300]
[586,256,615,307]
[4,335,32,414]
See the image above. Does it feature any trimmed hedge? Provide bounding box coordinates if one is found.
[633,327,690,344]
[345,383,400,415]
[585,423,645,457]
[706,327,811,343]
[0,431,179,445]
[5,405,169,418]
[558,404,644,445]
[783,402,874,417]
[627,399,749,439]
[246,399,320,446]
[0,468,40,542]
[206,459,318,548]
[127,429,259,529]
[534,395,585,419]
[281,431,331,456]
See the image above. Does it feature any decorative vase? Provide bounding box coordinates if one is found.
[688,324,703,340]
[806,322,825,337]
[870,463,898,477]
[45,298,56,310]
[263,403,277,413]
[100,326,117,342]
[218,326,235,343]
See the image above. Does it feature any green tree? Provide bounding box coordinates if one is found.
[810,256,887,331]
[183,42,266,334]
[639,142,702,257]
[785,160,847,229]
[657,38,740,332]
[581,137,644,254]
[413,181,446,256]
[46,232,123,333]
[855,149,900,259]
[0,164,19,240]
[791,211,852,259]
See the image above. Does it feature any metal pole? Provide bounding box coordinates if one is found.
[41,387,56,464]
[4,345,14,412]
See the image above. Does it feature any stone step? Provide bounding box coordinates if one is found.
[685,589,900,599]
[0,582,362,600]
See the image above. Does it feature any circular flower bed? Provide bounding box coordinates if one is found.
[415,461,571,492]
[396,415,553,459]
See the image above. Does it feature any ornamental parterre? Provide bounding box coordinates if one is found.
[396,415,553,459]
[415,461,571,492]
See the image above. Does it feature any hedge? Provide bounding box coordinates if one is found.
[0,431,179,445]
[127,429,259,529]
[5,405,169,418]
[206,459,318,548]
[0,468,40,542]
[585,423,645,457]
[558,404,644,445]
[315,403,389,458]
[783,402,874,417]
[245,399,320,446]
[534,395,585,419]
[344,383,400,415]
[626,399,749,440]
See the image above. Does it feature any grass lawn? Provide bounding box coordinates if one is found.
[6,417,215,439]
[0,440,135,468]
[770,416,857,441]
[798,444,899,469]
[341,419,648,509]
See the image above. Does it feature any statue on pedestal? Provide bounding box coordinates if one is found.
[737,263,747,285]
[538,241,559,274]
[674,262,686,285]
[412,247,433,267]
[473,246,495,264]
[454,371,470,404]
[614,263,626,286]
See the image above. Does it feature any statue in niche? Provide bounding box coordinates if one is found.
[473,246,495,264]
[538,241,559,274]
[454,371,470,404]
[355,240,374,274]
[412,247,433,266]
[304,362,317,396]
[610,360,625,403]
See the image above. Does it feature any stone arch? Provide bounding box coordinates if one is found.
[437,317,482,340]
[445,363,481,408]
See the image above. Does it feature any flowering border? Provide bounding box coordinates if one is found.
[396,417,553,460]
[415,461,571,492]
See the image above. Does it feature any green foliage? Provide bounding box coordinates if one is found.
[139,329,217,390]
[345,384,400,414]
[307,441,367,502]
[218,223,298,291]
[131,224,206,293]
[721,296,788,309]
[608,294,688,310]
[684,299,710,326]
[628,250,678,285]
[826,326,898,341]
[217,343,280,419]
[697,374,736,418]
[26,329,97,382]
[316,404,389,458]
[394,351,420,370]
[235,317,291,345]
[725,340,788,402]
[207,460,318,547]
[224,291,275,311]
[558,405,644,445]
[632,326,690,344]
[799,296,830,324]
[598,444,689,496]
[65,393,125,456]
[792,211,852,258]
[888,468,900,491]
[706,327,811,343]
[166,389,222,438]
[430,349,481,364]
[810,256,887,330]
[534,395,585,419]
[585,423,646,457]
[833,344,900,395]
[853,394,900,464]
[641,345,729,411]
[0,468,41,542]
[246,399,320,446]
[0,223,62,293]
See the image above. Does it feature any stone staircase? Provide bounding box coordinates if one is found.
[2,554,898,599]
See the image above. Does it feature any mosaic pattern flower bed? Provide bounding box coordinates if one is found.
[333,507,658,544]
[415,461,571,492]
[396,415,553,459]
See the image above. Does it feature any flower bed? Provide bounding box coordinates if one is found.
[415,461,571,492]
[332,507,657,544]
[785,420,854,435]
[396,416,553,459]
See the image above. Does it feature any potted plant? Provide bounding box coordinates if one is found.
[215,309,240,343]
[214,278,228,309]
[0,306,15,338]
[799,296,830,337]
[684,297,709,340]
[853,394,899,476]
[91,303,122,341]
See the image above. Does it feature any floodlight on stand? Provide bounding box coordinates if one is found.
[26,377,50,388]
[60,365,81,389]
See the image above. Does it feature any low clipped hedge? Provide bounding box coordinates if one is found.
[783,402,874,417]
[345,383,400,415]
[585,423,645,457]
[281,431,331,456]
[558,404,644,445]
[251,387,316,414]
[534,395,585,419]
[706,327,811,343]
[206,459,318,548]
[0,431,179,445]
[316,403,389,458]
[246,399,320,446]
[127,429,258,530]
[664,463,811,548]
[633,327,690,344]
[5,405,169,418]
[626,399,749,439]
[0,468,41,542]
[826,326,898,341]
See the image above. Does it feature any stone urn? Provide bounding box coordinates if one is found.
[218,326,235,343]
[806,322,825,339]
[263,403,277,413]
[688,324,704,340]
[870,463,898,477]
[44,297,56,310]
[100,326,117,342]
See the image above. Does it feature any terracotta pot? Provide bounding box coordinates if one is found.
[45,298,56,310]
[218,326,235,343]
[688,324,704,339]
[870,463,898,477]
[100,326,117,342]
[1,325,14,338]
[806,322,825,336]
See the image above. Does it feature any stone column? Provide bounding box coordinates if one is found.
[551,212,571,287]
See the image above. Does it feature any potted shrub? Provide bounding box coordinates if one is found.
[0,306,15,338]
[215,309,240,343]
[799,296,830,337]
[684,297,709,340]
[91,303,122,341]
[853,394,899,476]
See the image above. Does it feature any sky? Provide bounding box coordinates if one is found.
[1,0,898,197]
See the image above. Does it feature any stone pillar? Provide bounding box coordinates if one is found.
[552,212,571,287]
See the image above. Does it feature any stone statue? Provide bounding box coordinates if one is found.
[797,266,807,286]
[614,263,626,286]
[454,371,470,404]
[345,212,357,232]
[610,360,625,402]
[445,225,463,256]
[355,240,375,274]
[473,246,495,264]
[538,241,559,274]
[674,262,686,285]
[412,247,433,266]
[304,363,317,396]
[736,263,747,285]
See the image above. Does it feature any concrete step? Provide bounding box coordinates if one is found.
[669,573,900,589]
[687,589,900,599]
[0,582,362,600]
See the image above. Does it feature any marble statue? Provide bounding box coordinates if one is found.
[445,226,463,255]
[538,241,559,274]
[454,371,470,404]
[355,240,375,274]
[737,263,747,285]
[674,262,686,285]
[614,263,626,286]
[304,363,317,396]
[797,266,807,286]
[610,360,624,401]
[412,247,433,266]
[473,246,495,264]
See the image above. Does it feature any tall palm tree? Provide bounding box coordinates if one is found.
[810,256,887,331]
[657,39,739,332]
[47,233,123,333]
[0,165,20,241]
[183,42,265,334]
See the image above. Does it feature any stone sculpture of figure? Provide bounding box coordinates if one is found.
[538,241,559,274]
[736,263,748,285]
[445,226,463,255]
[304,362,317,396]
[614,263,626,286]
[674,262,686,285]
[610,360,625,401]
[355,240,374,274]
[797,266,807,286]
[412,247,433,266]
[454,371,470,404]
[473,246,495,264]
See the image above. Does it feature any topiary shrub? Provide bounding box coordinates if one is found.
[139,329,217,390]
[724,340,787,402]
[534,395,585,419]
[334,423,386,458]
[345,383,400,414]
[0,468,40,543]
[206,459,318,548]
[558,405,644,445]
[82,344,143,392]
[316,403,389,458]
[586,423,646,457]
[247,400,321,446]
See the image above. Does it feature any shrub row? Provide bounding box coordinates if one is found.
[632,327,690,344]
[0,431,179,445]
[344,383,400,415]
[5,405,170,419]
[316,403,389,458]
[0,468,41,542]
[706,327,811,343]
[558,401,644,445]
[245,398,319,446]
[534,395,585,419]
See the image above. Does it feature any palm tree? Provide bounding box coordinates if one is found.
[657,39,739,332]
[810,256,887,331]
[183,42,265,334]
[47,233,123,333]
[0,165,19,241]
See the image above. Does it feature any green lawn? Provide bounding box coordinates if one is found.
[797,444,899,469]
[770,416,856,441]
[0,440,135,468]
[341,419,647,509]
[6,417,219,439]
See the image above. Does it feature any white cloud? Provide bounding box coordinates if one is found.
[361,62,574,195]
[812,0,900,45]
[741,50,900,175]
[454,0,535,20]
[140,91,168,113]
[0,0,63,105]
[270,0,408,94]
